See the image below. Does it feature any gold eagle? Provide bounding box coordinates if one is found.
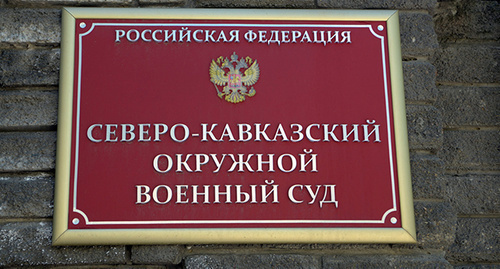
[209,52,260,103]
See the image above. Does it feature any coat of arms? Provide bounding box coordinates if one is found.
[209,52,260,103]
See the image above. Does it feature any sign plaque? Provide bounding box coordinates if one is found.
[53,8,416,245]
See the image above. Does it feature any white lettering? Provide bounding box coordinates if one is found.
[105,124,118,142]
[136,185,151,204]
[277,153,297,173]
[138,123,151,142]
[87,124,102,142]
[192,185,210,204]
[153,154,173,173]
[170,123,189,142]
[319,185,338,208]
[126,29,140,42]
[115,30,125,42]
[288,184,303,204]
[261,180,279,203]
[152,185,172,204]
[176,154,193,172]
[214,185,232,203]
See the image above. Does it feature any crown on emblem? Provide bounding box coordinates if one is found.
[209,52,260,104]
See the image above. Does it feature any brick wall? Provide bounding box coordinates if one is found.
[432,0,499,266]
[0,0,497,268]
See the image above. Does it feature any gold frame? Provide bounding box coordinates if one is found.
[53,8,416,245]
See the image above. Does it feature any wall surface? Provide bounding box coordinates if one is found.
[0,0,498,268]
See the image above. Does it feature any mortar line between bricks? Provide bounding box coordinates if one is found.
[405,56,434,60]
[402,57,431,61]
[0,169,56,174]
[320,252,324,269]
[0,86,59,90]
[457,214,500,218]
[450,261,500,268]
[1,3,136,8]
[139,1,190,8]
[0,86,58,91]
[444,170,500,176]
[403,56,431,61]
[0,44,60,50]
[413,198,446,202]
[0,171,54,177]
[405,100,435,105]
[439,39,500,45]
[443,126,500,131]
[451,262,500,266]
[437,82,500,87]
[410,149,438,155]
[399,9,432,14]
[0,126,57,132]
[184,247,437,256]
[125,245,133,265]
[0,218,52,223]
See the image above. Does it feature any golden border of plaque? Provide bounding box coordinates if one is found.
[53,8,416,245]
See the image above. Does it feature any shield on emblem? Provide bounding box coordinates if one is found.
[228,73,242,88]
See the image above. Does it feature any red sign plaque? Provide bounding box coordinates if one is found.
[53,8,416,245]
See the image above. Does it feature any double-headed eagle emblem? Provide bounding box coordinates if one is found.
[210,52,260,103]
